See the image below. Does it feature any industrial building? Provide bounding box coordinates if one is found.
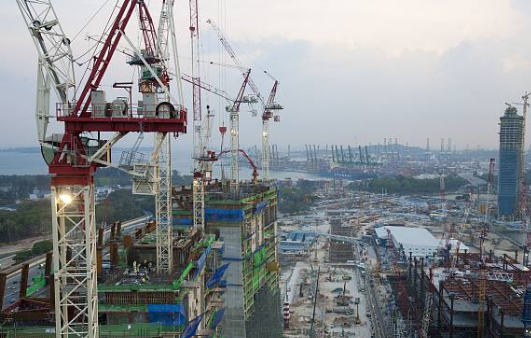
[375,226,440,257]
[498,105,525,217]
[397,251,531,338]
[279,231,317,253]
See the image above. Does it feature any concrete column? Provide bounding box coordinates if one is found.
[45,251,53,285]
[449,293,455,338]
[500,310,505,338]
[420,257,425,301]
[49,273,54,306]
[19,263,29,299]
[97,249,103,276]
[413,257,418,300]
[110,223,116,240]
[116,221,122,238]
[110,242,119,268]
[438,280,443,328]
[0,273,6,307]
[98,227,104,247]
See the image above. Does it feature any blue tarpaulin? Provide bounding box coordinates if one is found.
[209,308,225,330]
[253,201,268,214]
[182,313,204,338]
[206,263,230,289]
[193,252,207,279]
[147,304,186,325]
[205,208,244,222]
[192,242,212,279]
[175,217,193,226]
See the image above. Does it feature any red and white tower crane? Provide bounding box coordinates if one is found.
[17,1,187,336]
[189,0,209,237]
[261,79,283,181]
[228,69,252,195]
[207,18,263,106]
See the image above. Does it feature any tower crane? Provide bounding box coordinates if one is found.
[262,80,283,180]
[477,225,488,338]
[189,0,210,242]
[207,18,263,105]
[17,1,187,336]
[153,0,187,275]
[228,69,252,195]
[484,158,496,223]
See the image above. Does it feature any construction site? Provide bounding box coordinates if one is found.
[7,1,531,338]
[2,0,284,337]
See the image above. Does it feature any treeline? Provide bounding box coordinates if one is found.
[278,182,317,214]
[0,200,51,243]
[0,189,155,244]
[95,168,192,187]
[96,189,154,224]
[14,240,53,264]
[0,175,50,206]
[0,169,193,207]
[358,175,468,195]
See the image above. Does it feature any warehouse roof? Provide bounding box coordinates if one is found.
[375,226,440,247]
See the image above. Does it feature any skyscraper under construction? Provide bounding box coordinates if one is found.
[498,105,525,217]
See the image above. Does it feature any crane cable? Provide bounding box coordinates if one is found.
[71,0,115,43]
[75,1,120,98]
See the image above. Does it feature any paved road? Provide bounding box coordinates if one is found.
[354,241,388,338]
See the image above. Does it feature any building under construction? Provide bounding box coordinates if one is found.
[498,105,525,218]
[383,241,531,338]
[174,180,283,338]
[0,219,227,338]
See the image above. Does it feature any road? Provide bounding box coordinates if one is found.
[0,215,151,309]
[353,240,388,338]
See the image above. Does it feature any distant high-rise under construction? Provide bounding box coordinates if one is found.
[498,106,525,217]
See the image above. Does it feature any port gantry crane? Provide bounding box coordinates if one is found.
[17,0,187,336]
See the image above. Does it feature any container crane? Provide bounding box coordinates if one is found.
[17,1,187,336]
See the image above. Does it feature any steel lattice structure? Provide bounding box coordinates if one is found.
[17,1,187,337]
[155,134,173,273]
[51,184,99,337]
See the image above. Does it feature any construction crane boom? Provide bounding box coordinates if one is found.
[181,73,233,102]
[207,18,263,104]
[16,0,75,143]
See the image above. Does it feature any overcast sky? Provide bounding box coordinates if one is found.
[2,0,531,153]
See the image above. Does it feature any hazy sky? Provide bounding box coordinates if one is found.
[2,0,531,153]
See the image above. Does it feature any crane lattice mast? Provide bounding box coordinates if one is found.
[229,69,251,195]
[189,0,207,237]
[17,1,187,336]
[207,19,263,105]
[261,81,282,180]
